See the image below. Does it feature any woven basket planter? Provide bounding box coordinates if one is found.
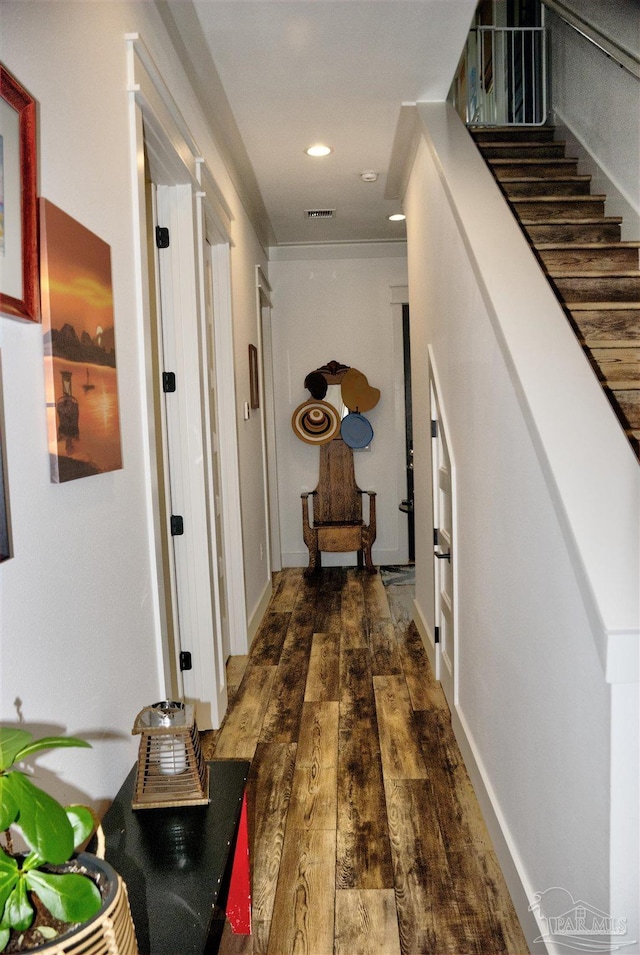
[21,854,138,955]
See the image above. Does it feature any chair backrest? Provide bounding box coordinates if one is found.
[313,438,363,524]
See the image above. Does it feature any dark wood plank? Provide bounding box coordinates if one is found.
[287,702,339,830]
[341,570,367,649]
[335,889,401,955]
[266,828,336,955]
[258,599,314,743]
[249,613,290,666]
[339,648,377,727]
[269,568,303,612]
[304,631,340,701]
[214,665,277,759]
[246,742,298,925]
[337,721,394,890]
[373,675,428,780]
[367,619,402,676]
[414,710,492,851]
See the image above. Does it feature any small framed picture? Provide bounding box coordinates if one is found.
[0,65,39,323]
[249,343,259,410]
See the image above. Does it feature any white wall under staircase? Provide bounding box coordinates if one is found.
[400,102,639,953]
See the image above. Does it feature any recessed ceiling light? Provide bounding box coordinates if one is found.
[305,144,333,157]
[388,213,406,221]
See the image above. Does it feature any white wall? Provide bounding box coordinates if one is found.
[404,104,639,951]
[269,245,408,569]
[0,1,269,805]
[547,6,640,238]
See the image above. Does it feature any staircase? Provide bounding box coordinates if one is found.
[470,126,640,460]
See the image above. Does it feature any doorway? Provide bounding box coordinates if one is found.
[430,373,457,707]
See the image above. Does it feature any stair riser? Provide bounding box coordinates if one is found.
[569,310,640,346]
[590,350,640,385]
[525,223,622,243]
[479,143,566,159]
[553,276,640,303]
[502,179,591,197]
[490,160,579,178]
[471,127,556,143]
[539,249,640,270]
[514,199,606,220]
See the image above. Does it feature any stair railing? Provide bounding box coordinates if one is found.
[542,0,640,81]
[463,25,548,127]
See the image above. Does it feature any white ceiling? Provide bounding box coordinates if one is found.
[165,0,477,247]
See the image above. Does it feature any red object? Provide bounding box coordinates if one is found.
[227,792,252,934]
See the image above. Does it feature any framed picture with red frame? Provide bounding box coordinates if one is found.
[0,64,39,323]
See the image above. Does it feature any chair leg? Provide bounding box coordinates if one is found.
[362,542,376,574]
[304,545,321,577]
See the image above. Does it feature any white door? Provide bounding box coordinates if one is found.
[154,183,226,729]
[431,380,456,707]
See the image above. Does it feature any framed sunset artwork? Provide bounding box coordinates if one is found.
[40,199,123,483]
[0,64,39,323]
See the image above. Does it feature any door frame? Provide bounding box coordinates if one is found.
[255,266,281,573]
[428,348,459,706]
[127,33,247,727]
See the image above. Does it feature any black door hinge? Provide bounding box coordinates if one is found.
[156,226,170,249]
[162,371,176,393]
[170,515,184,536]
[434,626,440,644]
[179,651,192,671]
[431,419,438,438]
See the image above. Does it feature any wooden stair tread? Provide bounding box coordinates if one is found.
[536,242,640,250]
[520,217,622,225]
[513,195,607,203]
[548,270,640,278]
[585,339,640,349]
[499,175,591,184]
[488,157,577,165]
[566,301,640,311]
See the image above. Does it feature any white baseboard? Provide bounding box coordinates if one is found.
[247,577,273,649]
[412,597,439,679]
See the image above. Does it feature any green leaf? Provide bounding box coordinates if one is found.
[8,773,74,863]
[11,737,91,764]
[0,852,19,917]
[66,806,95,850]
[0,926,9,952]
[26,871,101,924]
[0,730,33,773]
[1,879,33,932]
[0,777,18,832]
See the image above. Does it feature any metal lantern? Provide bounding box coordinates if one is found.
[131,701,210,809]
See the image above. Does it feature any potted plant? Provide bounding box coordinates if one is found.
[0,727,137,954]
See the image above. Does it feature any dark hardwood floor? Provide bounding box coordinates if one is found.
[202,568,528,955]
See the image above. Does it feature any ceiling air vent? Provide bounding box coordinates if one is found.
[305,209,335,219]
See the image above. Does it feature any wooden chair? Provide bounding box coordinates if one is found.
[301,437,377,575]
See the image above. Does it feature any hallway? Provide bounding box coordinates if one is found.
[204,568,528,955]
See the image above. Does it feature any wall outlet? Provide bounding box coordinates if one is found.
[259,543,264,560]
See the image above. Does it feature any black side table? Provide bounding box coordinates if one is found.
[95,759,251,955]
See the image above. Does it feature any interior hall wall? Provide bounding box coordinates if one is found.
[405,121,631,948]
[0,0,269,807]
[268,247,408,569]
[548,6,640,238]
